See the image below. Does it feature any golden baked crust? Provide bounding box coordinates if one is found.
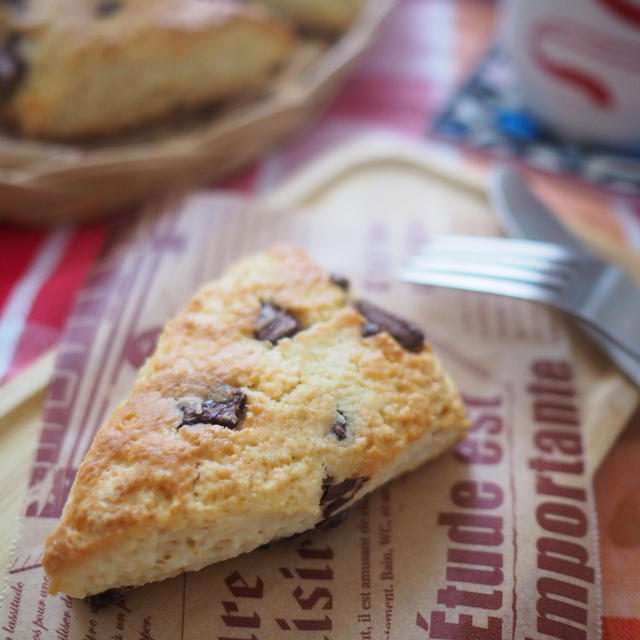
[0,0,293,138]
[42,245,469,598]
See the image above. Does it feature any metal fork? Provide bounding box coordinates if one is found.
[399,235,640,366]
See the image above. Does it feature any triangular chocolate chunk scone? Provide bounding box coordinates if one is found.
[42,245,469,598]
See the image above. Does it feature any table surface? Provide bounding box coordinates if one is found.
[1,0,639,636]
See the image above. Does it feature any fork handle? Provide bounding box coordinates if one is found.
[576,267,640,362]
[577,322,640,387]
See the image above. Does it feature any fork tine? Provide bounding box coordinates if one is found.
[408,256,570,288]
[419,236,577,263]
[399,267,560,304]
[402,235,640,370]
[413,235,578,281]
[407,256,569,292]
[412,248,577,275]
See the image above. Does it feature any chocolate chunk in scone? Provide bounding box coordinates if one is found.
[321,476,368,518]
[42,245,469,600]
[356,300,425,352]
[330,273,350,290]
[85,588,129,612]
[95,0,120,17]
[255,302,300,343]
[178,388,246,429]
[315,506,354,530]
[329,411,348,441]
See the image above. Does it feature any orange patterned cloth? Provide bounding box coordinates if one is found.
[596,411,640,636]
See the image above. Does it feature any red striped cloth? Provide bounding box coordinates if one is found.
[0,223,107,382]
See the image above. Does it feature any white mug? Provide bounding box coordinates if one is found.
[501,0,640,145]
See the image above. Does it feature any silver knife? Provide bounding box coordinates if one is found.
[489,166,640,387]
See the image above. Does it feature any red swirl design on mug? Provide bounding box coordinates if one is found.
[530,19,640,109]
[596,0,640,29]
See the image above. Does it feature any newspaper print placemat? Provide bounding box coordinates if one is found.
[1,193,601,639]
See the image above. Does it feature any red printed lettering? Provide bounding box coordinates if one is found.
[536,475,586,502]
[437,585,502,610]
[536,577,587,640]
[297,541,334,560]
[438,512,504,546]
[454,439,502,465]
[277,540,335,632]
[537,537,594,584]
[219,571,263,636]
[527,382,574,397]
[532,360,573,381]
[536,502,587,538]
[225,572,264,599]
[533,401,579,426]
[296,566,333,580]
[420,394,506,639]
[462,395,502,407]
[221,602,260,628]
[528,457,583,475]
[429,611,502,640]
[528,359,595,638]
[534,430,582,455]
[451,481,503,510]
[446,549,503,586]
[293,586,332,611]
